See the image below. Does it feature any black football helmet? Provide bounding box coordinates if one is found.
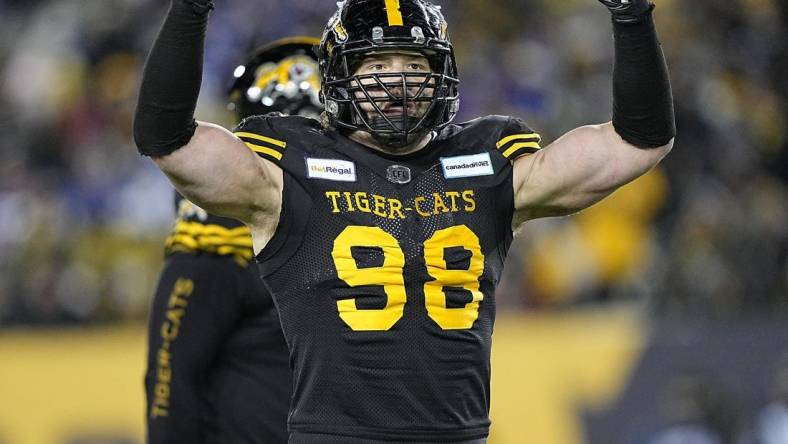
[318,0,459,148]
[228,37,322,121]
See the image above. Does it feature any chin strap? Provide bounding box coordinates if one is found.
[367,115,426,149]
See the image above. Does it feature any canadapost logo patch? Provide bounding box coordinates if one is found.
[306,158,357,182]
[441,153,494,179]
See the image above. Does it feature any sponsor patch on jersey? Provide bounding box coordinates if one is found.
[440,153,494,179]
[306,157,357,182]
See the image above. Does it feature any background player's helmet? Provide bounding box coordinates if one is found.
[318,0,459,148]
[228,37,322,121]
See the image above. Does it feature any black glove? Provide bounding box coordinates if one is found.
[597,0,654,24]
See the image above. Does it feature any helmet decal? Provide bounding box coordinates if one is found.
[329,13,349,42]
[249,55,320,108]
[227,37,322,121]
[333,21,349,42]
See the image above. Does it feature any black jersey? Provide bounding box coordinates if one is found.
[234,114,540,442]
[145,253,291,444]
[149,189,291,442]
[165,193,254,264]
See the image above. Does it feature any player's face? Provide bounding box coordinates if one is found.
[351,52,434,122]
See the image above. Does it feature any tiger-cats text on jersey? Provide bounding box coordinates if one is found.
[235,113,540,442]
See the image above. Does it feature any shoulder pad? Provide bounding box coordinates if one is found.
[267,114,322,136]
[444,115,541,160]
[233,114,320,164]
[448,114,508,134]
[492,115,542,161]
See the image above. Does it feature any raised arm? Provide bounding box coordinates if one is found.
[133,0,281,224]
[512,0,675,226]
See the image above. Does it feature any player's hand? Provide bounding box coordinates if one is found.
[596,0,653,24]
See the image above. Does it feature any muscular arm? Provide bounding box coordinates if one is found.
[152,123,282,224]
[133,0,281,224]
[512,1,674,227]
[512,122,671,224]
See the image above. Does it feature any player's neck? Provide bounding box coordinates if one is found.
[349,130,433,157]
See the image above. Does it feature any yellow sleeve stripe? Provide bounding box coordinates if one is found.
[502,141,541,159]
[172,221,251,237]
[234,132,286,148]
[496,133,541,149]
[243,142,284,161]
[164,221,254,262]
[165,240,254,263]
[166,233,253,249]
[169,227,253,244]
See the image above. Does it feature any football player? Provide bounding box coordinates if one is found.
[143,37,321,444]
[134,0,675,442]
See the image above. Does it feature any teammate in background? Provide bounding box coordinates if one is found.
[135,0,674,442]
[144,37,321,444]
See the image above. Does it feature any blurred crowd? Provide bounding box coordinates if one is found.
[0,0,785,325]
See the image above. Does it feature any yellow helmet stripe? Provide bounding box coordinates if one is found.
[385,0,404,26]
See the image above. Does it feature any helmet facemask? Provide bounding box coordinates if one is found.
[328,50,457,148]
